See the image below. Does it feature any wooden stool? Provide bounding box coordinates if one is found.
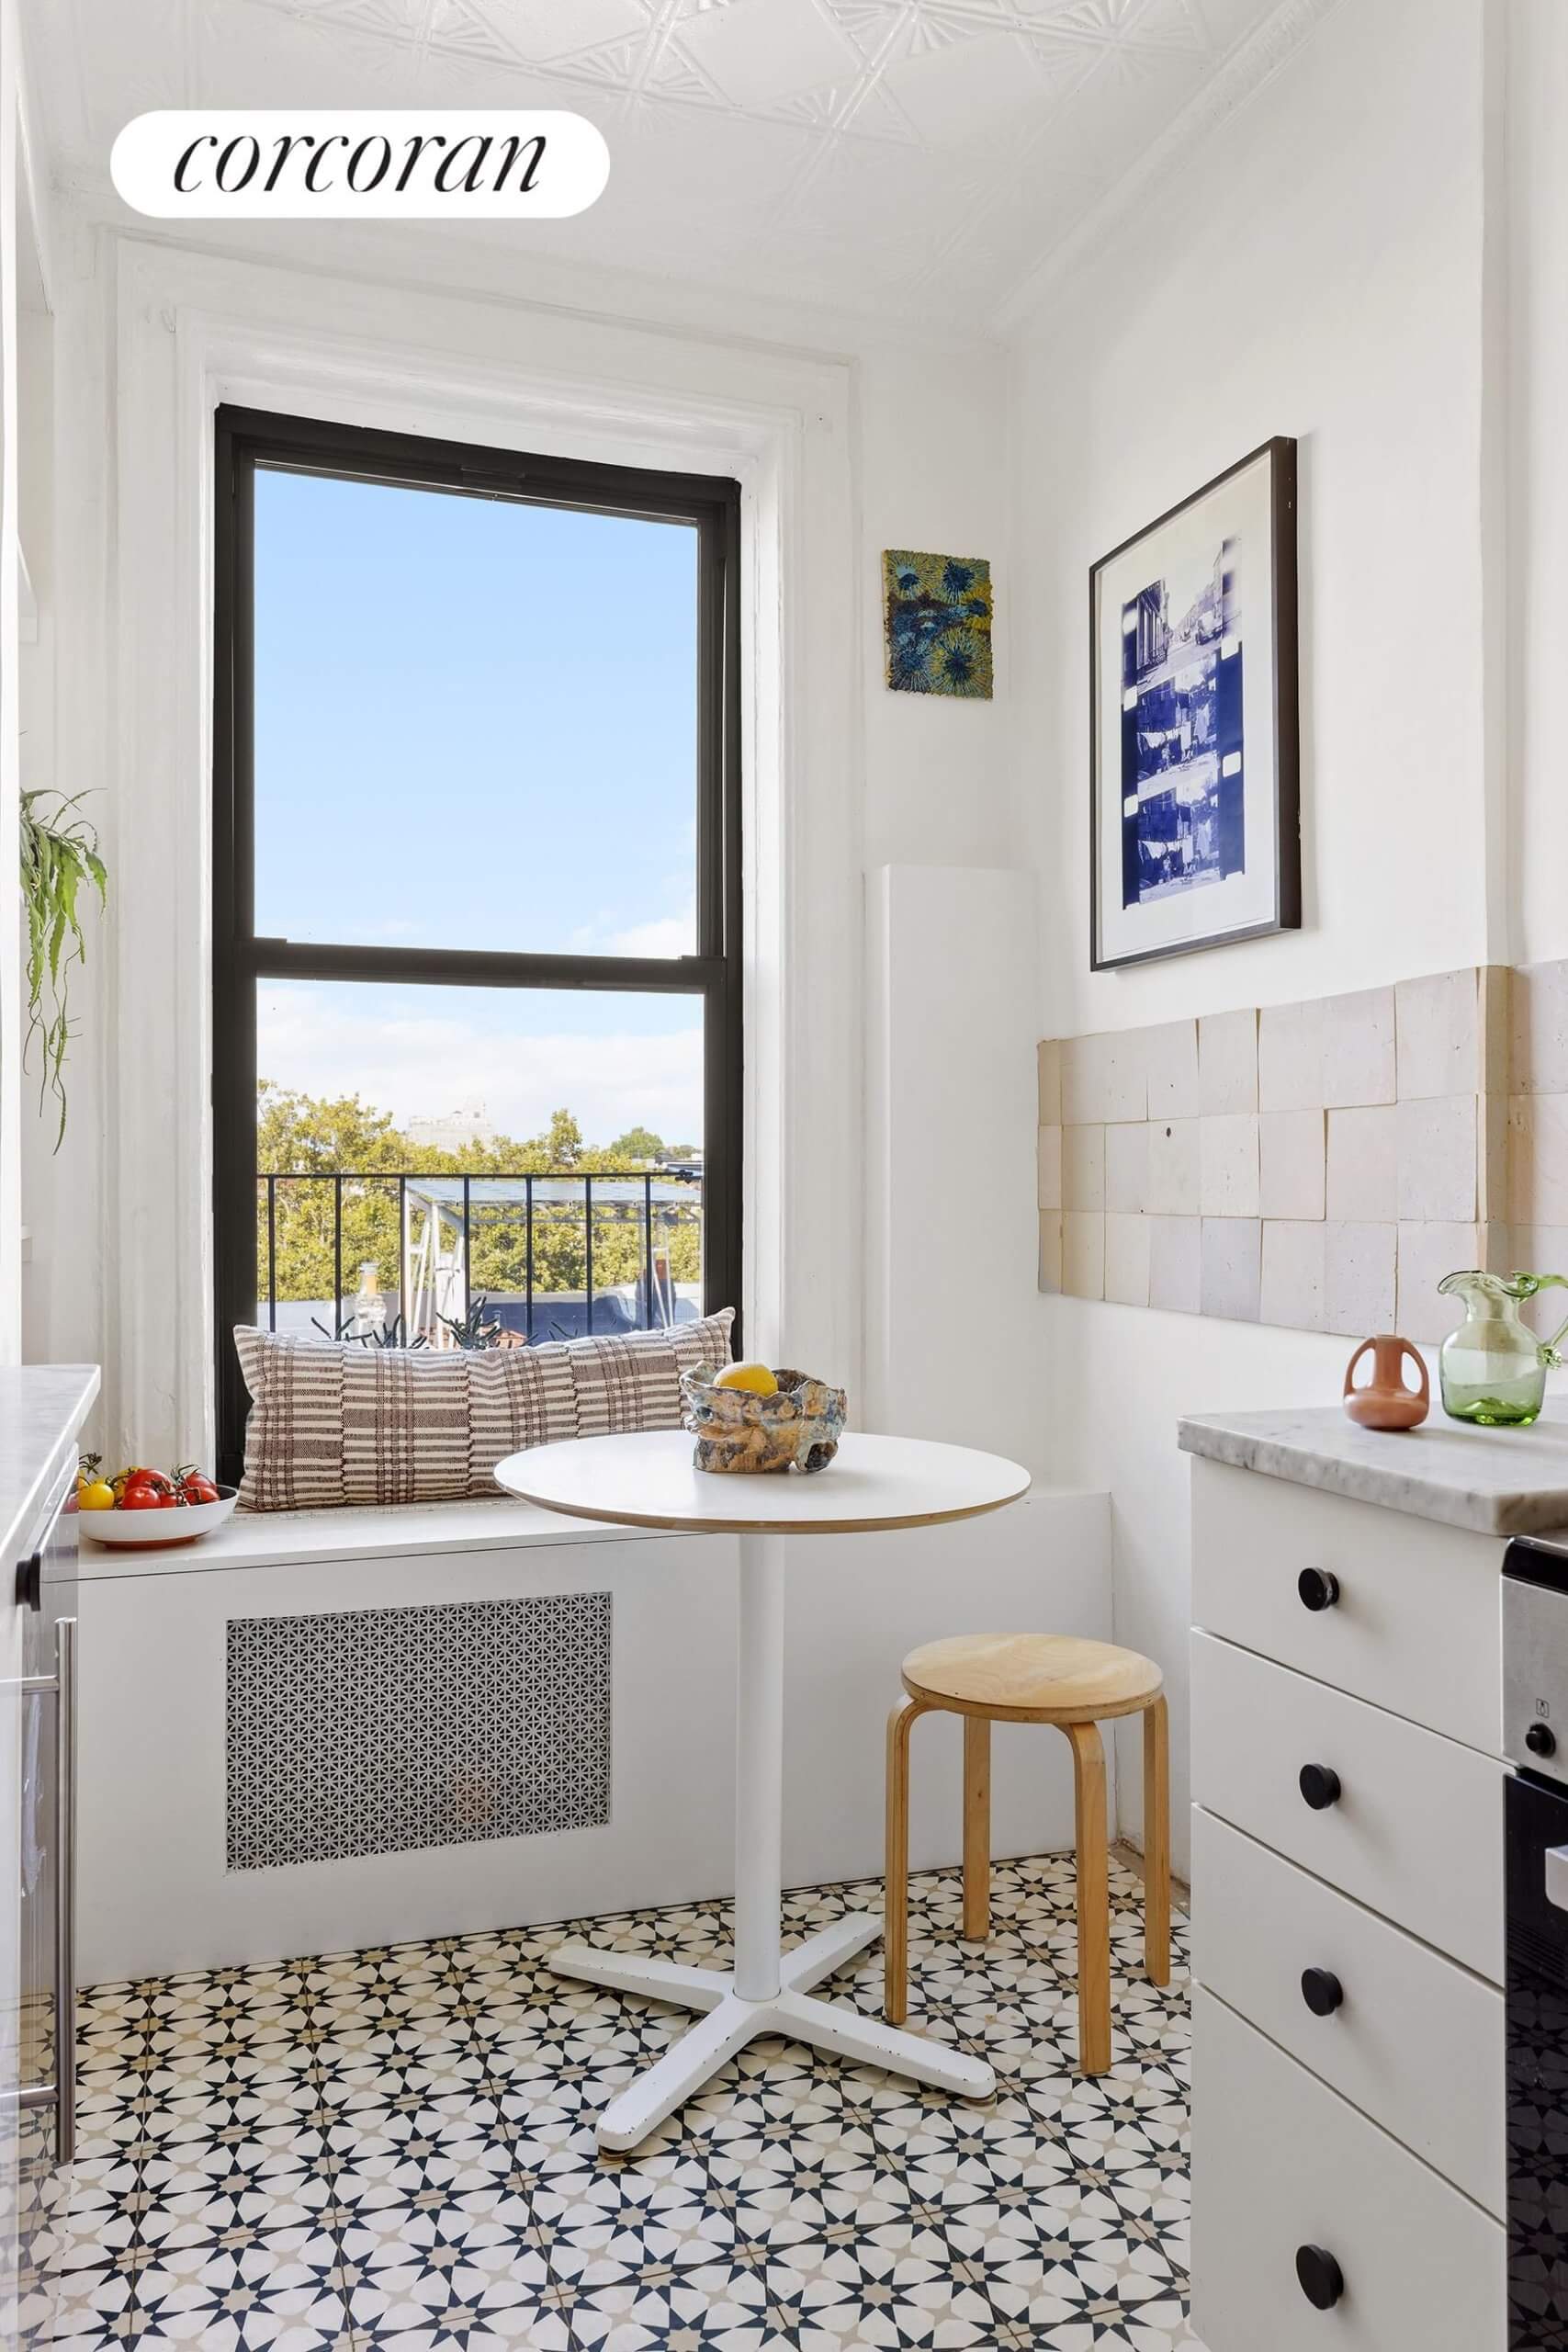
[885,1634,1170,2075]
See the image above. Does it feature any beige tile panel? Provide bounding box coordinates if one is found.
[1062,1124,1105,1212]
[1062,1211,1105,1300]
[1104,1212,1152,1308]
[1325,1104,1398,1223]
[1062,1032,1145,1125]
[1037,1040,1062,1127]
[1258,1000,1325,1114]
[1396,1221,1483,1344]
[1510,1094,1568,1225]
[1481,967,1511,1096]
[1323,1221,1397,1340]
[1200,1114,1260,1217]
[1479,1091,1509,1225]
[1198,1008,1258,1115]
[1041,962,1548,1339]
[1396,968,1481,1101]
[1322,986,1396,1108]
[1105,1122,1149,1215]
[1148,1215,1201,1315]
[1145,1019,1201,1120]
[1037,1126,1062,1213]
[1258,1108,1325,1220]
[1260,1221,1325,1333]
[1395,1095,1478,1223]
[1510,960,1568,1095]
[1147,1118,1201,1216]
[1509,1227,1568,1288]
[1201,1217,1261,1321]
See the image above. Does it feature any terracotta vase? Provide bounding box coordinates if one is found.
[1342,1334,1429,1431]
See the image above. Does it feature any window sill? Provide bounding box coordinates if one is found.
[74,1494,672,1580]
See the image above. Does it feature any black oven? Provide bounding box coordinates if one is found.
[1506,1536,1568,2348]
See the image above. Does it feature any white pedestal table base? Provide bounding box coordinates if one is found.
[547,1526,998,2152]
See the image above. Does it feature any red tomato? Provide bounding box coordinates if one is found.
[118,1487,166,1510]
[178,1474,220,1506]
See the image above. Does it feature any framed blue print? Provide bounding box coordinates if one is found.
[1089,439,1299,970]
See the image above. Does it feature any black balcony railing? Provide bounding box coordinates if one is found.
[254,1167,705,1348]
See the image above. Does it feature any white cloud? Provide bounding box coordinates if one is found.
[598,915,693,958]
[257,990,704,1146]
[570,904,695,959]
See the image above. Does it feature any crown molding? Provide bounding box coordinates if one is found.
[990,0,1350,342]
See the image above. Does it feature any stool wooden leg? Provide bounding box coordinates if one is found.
[1066,1721,1111,2075]
[1143,1694,1171,1987]
[885,1697,924,2027]
[962,1717,991,1940]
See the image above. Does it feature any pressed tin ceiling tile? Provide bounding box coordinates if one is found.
[34,0,1336,327]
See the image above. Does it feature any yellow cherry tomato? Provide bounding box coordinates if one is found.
[78,1481,116,1510]
[714,1362,779,1396]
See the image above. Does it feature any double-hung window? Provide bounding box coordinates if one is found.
[212,407,743,1484]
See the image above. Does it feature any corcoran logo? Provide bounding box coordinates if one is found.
[110,110,609,219]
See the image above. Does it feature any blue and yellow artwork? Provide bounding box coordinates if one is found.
[883,549,993,698]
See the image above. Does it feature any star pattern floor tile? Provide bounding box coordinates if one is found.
[27,1857,1205,2349]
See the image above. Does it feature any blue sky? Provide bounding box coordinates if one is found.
[253,469,705,1147]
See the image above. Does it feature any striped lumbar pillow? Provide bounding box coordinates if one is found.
[232,1308,735,1512]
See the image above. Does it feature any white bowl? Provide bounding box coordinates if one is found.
[76,1487,240,1547]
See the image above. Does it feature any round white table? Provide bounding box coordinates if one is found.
[493,1426,1031,2151]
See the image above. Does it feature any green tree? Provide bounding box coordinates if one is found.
[610,1125,665,1162]
[255,1082,701,1317]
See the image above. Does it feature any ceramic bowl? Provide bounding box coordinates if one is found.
[77,1487,240,1548]
[681,1368,847,1475]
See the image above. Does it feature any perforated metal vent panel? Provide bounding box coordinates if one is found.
[225,1592,612,1871]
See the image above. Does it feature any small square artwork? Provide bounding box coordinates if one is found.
[883,549,993,698]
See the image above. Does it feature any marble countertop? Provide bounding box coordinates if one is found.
[1179,1400,1568,1537]
[0,1364,99,1566]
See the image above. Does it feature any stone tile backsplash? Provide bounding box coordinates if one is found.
[1036,961,1568,1343]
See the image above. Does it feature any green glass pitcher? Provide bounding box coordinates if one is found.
[1437,1269,1568,1426]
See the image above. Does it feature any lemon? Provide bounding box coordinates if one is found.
[79,1481,116,1510]
[715,1362,778,1396]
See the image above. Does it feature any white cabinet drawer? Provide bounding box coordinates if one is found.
[1191,1458,1501,1753]
[1191,1807,1505,2214]
[1192,1987,1504,2352]
[1191,1633,1505,1981]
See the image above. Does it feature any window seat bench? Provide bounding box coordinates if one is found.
[78,1493,665,1580]
[73,1485,1112,1983]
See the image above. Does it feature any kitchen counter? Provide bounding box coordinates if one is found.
[1179,1399,1568,1538]
[0,1363,99,1564]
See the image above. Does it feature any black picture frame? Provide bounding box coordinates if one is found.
[1089,435,1300,972]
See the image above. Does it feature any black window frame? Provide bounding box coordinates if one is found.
[212,404,744,1485]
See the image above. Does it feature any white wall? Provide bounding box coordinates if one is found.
[24,224,1021,1487]
[1506,0,1568,969]
[1010,0,1493,1869]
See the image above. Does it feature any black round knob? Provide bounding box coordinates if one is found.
[1298,1567,1340,1613]
[1528,1722,1558,1758]
[1296,2245,1345,2310]
[14,1552,39,1611]
[1301,1966,1344,2017]
[1299,1762,1342,1811]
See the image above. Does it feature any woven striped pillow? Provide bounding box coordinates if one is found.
[232,1308,735,1512]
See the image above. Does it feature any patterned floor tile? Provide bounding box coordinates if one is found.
[39,1857,1198,2348]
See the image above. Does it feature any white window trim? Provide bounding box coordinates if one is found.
[100,234,862,1468]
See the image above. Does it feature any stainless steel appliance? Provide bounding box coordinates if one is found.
[11,1447,79,2341]
[1504,1534,1568,2348]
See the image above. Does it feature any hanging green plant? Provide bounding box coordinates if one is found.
[19,789,107,1150]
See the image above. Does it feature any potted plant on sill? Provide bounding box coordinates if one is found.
[20,789,107,1149]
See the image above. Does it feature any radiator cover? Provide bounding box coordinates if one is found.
[224,1591,612,1871]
